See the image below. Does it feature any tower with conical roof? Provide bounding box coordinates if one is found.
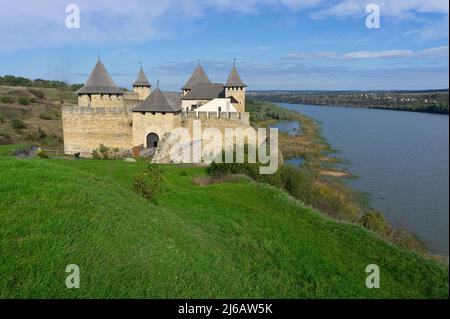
[181,63,211,96]
[224,61,247,112]
[76,58,123,107]
[133,65,152,100]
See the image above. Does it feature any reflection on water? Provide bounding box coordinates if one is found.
[269,121,299,136]
[270,121,304,167]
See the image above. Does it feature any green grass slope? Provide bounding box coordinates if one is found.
[0,157,448,298]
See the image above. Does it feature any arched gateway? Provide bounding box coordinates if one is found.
[146,132,159,148]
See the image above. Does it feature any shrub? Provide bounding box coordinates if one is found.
[360,211,390,236]
[0,132,11,144]
[0,96,14,104]
[133,164,166,200]
[208,161,285,188]
[29,98,37,103]
[11,119,26,129]
[18,97,29,105]
[39,109,59,120]
[37,127,47,139]
[0,116,5,123]
[279,165,315,203]
[37,149,48,159]
[91,144,118,160]
[28,88,45,99]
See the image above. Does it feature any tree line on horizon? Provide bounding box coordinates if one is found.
[251,91,449,115]
[0,75,83,91]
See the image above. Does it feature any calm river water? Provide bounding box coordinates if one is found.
[276,103,449,255]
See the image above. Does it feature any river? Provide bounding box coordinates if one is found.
[276,103,449,255]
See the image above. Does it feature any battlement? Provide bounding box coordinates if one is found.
[181,111,249,124]
[123,92,139,100]
[62,106,133,115]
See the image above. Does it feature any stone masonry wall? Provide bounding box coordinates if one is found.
[132,112,182,148]
[225,87,246,112]
[150,111,254,163]
[77,94,124,108]
[62,106,133,156]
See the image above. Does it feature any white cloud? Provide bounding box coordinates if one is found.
[405,16,449,40]
[0,0,327,51]
[0,0,172,51]
[151,59,449,90]
[341,49,414,59]
[283,46,449,60]
[0,0,447,52]
[310,0,449,20]
[284,51,337,59]
[417,46,449,57]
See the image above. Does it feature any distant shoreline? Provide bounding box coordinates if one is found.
[249,90,449,115]
[275,101,450,115]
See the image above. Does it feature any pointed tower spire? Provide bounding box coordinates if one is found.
[181,63,211,90]
[133,63,152,100]
[225,62,246,87]
[133,65,151,87]
[224,60,247,113]
[76,58,123,94]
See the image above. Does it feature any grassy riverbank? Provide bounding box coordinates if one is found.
[0,149,448,298]
[246,98,435,256]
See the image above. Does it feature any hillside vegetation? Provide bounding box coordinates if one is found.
[0,151,447,298]
[0,84,77,147]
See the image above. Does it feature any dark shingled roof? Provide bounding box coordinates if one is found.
[225,65,246,87]
[182,83,224,100]
[76,59,123,94]
[132,88,181,113]
[133,67,151,87]
[181,65,211,90]
[163,92,182,110]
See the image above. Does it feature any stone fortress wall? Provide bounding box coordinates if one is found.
[62,104,252,157]
[62,106,133,156]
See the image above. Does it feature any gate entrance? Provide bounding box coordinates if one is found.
[146,133,159,148]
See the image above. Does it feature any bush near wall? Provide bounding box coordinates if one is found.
[132,164,166,200]
[91,144,120,160]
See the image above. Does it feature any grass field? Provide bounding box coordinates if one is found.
[0,149,447,298]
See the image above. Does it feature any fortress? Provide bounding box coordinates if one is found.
[62,58,253,159]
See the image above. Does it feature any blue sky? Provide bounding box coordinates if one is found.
[0,0,448,90]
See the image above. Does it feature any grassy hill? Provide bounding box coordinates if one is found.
[0,85,77,147]
[0,150,447,298]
